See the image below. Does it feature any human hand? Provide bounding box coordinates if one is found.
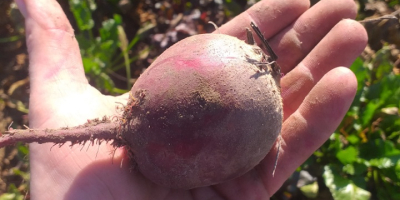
[18,0,367,199]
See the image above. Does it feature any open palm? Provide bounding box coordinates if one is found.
[18,0,367,199]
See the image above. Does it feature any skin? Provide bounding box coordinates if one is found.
[15,0,367,199]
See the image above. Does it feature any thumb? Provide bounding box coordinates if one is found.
[15,0,101,127]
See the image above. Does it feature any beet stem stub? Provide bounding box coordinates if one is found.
[250,22,278,61]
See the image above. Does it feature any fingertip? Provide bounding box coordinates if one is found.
[339,19,369,51]
[25,0,82,81]
[299,19,368,76]
[326,66,358,101]
[330,66,357,81]
[21,0,73,33]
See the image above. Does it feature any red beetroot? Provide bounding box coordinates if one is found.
[121,32,283,188]
[0,27,282,189]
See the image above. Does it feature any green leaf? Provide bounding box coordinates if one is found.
[352,161,368,176]
[222,0,244,17]
[97,73,115,93]
[336,146,358,164]
[0,184,24,200]
[388,130,400,140]
[368,157,396,169]
[0,193,19,200]
[360,139,400,160]
[380,140,400,156]
[323,165,371,200]
[14,100,28,114]
[0,35,24,43]
[17,143,29,156]
[113,14,122,24]
[366,73,400,105]
[350,57,369,91]
[334,183,371,200]
[389,0,399,7]
[300,181,319,198]
[328,133,343,151]
[87,0,96,10]
[347,134,360,145]
[100,19,118,39]
[396,159,400,180]
[374,47,392,81]
[12,168,30,181]
[381,74,400,104]
[361,99,381,126]
[110,87,129,94]
[343,164,355,175]
[82,57,99,74]
[69,0,95,31]
[100,40,115,50]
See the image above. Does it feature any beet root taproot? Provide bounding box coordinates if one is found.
[0,29,283,189]
[120,33,283,189]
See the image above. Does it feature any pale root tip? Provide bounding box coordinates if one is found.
[208,21,221,34]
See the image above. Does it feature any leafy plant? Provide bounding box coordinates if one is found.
[0,144,30,200]
[0,184,25,200]
[68,0,149,93]
[302,46,400,200]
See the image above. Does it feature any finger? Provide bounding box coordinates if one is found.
[270,0,358,73]
[260,67,357,194]
[15,0,86,92]
[218,0,310,40]
[281,19,367,119]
